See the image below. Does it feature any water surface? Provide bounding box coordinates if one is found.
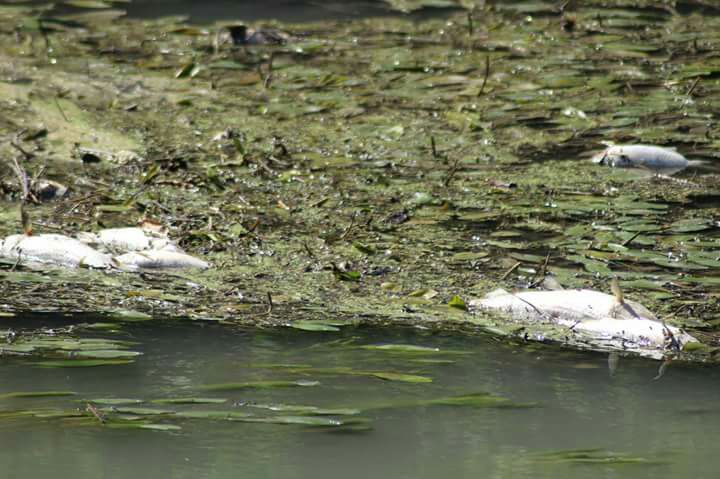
[1,317,717,479]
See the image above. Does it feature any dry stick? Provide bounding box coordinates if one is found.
[430,136,438,158]
[339,212,357,240]
[443,156,461,186]
[477,55,490,96]
[86,402,106,424]
[686,77,701,97]
[247,218,261,233]
[500,261,521,280]
[621,230,642,247]
[266,292,274,315]
[529,251,551,287]
[303,241,316,259]
[53,97,69,122]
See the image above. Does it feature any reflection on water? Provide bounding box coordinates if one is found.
[1,317,718,479]
[28,0,458,23]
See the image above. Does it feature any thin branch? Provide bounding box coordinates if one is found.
[477,55,490,96]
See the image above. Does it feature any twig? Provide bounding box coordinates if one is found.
[247,218,260,233]
[53,97,69,122]
[443,156,461,186]
[500,261,521,280]
[686,77,701,97]
[266,292,273,315]
[477,55,490,96]
[86,402,106,424]
[621,231,642,247]
[339,212,358,240]
[430,136,438,158]
[529,251,551,287]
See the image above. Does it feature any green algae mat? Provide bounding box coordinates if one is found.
[1,1,720,357]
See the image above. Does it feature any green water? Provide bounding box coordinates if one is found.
[1,317,718,478]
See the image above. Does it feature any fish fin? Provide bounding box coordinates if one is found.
[611,277,624,304]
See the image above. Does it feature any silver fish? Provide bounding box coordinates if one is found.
[592,144,688,175]
[0,234,112,268]
[471,288,657,322]
[471,288,698,356]
[114,250,209,271]
[78,227,179,254]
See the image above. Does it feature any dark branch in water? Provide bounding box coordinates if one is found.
[478,55,490,96]
[529,251,551,288]
[339,212,358,240]
[266,292,274,315]
[53,97,69,122]
[621,231,642,247]
[443,156,461,186]
[686,77,701,97]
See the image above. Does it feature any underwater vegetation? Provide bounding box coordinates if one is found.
[1,0,720,362]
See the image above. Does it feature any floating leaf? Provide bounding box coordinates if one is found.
[85,398,143,405]
[360,344,440,353]
[63,0,113,8]
[151,397,228,405]
[199,380,320,391]
[370,372,432,383]
[75,350,142,359]
[426,393,536,409]
[0,391,76,399]
[33,359,134,368]
[448,295,467,311]
[290,321,340,332]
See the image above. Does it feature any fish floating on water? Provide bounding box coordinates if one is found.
[592,144,689,175]
[77,227,179,254]
[115,250,209,271]
[470,288,699,359]
[0,227,208,271]
[0,234,112,268]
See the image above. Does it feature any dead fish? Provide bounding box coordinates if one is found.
[77,227,179,254]
[73,146,144,165]
[592,144,688,175]
[566,317,695,350]
[114,250,209,271]
[471,288,698,354]
[0,234,112,268]
[470,288,657,322]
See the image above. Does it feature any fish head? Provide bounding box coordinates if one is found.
[592,148,632,168]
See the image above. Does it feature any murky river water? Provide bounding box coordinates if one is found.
[4,0,720,477]
[1,316,718,479]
